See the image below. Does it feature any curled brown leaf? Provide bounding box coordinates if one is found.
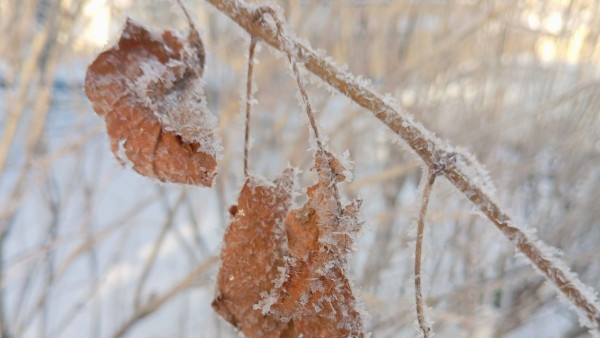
[84,18,218,186]
[260,150,365,337]
[213,170,296,337]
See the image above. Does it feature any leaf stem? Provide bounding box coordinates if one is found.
[175,0,194,29]
[256,8,323,152]
[243,37,257,178]
[254,8,343,214]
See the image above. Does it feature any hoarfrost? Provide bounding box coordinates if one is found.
[453,146,497,196]
[84,18,219,185]
[115,139,134,168]
[134,55,221,157]
[253,150,366,336]
[336,149,355,182]
[254,291,279,315]
[513,224,600,334]
[212,170,295,335]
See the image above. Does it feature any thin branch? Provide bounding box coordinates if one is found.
[243,37,257,177]
[414,169,435,338]
[0,19,50,176]
[133,190,187,309]
[175,0,195,30]
[111,256,217,338]
[346,162,418,193]
[203,0,600,331]
[285,46,323,150]
[0,125,103,226]
[13,193,160,336]
[48,228,131,338]
[7,193,157,277]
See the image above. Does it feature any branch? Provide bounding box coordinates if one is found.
[133,190,187,309]
[243,37,257,177]
[203,0,600,331]
[111,256,217,338]
[414,170,435,338]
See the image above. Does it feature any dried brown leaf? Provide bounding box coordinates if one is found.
[286,151,361,258]
[263,151,364,337]
[84,19,218,186]
[272,253,363,337]
[212,170,296,337]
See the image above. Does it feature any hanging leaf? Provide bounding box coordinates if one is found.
[258,150,365,337]
[84,18,219,186]
[213,169,297,337]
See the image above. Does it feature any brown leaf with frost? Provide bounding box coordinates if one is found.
[270,253,363,337]
[212,170,297,338]
[261,151,364,337]
[286,151,361,259]
[84,18,218,186]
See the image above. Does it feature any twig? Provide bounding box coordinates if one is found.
[111,256,218,338]
[414,169,435,338]
[13,193,160,336]
[202,0,600,331]
[48,228,131,338]
[346,162,418,192]
[133,190,187,309]
[0,20,50,177]
[175,0,195,30]
[0,125,103,226]
[7,193,158,278]
[243,37,257,177]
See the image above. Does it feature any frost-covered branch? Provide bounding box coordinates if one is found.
[414,170,435,338]
[243,37,257,177]
[203,0,600,332]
